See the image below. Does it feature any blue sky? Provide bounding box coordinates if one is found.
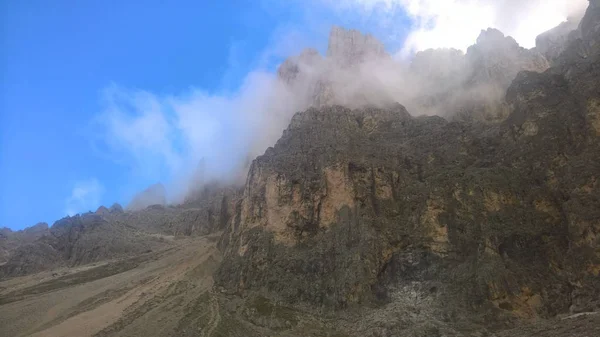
[0,0,412,230]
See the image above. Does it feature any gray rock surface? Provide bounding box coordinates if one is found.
[536,19,580,66]
[411,28,549,121]
[327,26,389,68]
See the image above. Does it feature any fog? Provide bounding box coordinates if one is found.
[96,72,309,205]
[94,0,590,206]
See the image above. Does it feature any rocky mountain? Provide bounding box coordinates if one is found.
[113,183,242,237]
[536,18,581,66]
[212,1,600,335]
[0,183,241,278]
[1,1,599,336]
[0,212,166,278]
[0,222,49,265]
[327,26,389,68]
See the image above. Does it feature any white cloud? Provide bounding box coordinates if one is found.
[65,179,104,216]
[95,71,306,203]
[98,85,183,179]
[321,0,588,54]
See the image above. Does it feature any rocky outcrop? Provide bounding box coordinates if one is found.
[410,48,466,81]
[95,205,110,215]
[215,2,600,333]
[0,223,49,265]
[277,48,323,85]
[0,182,242,278]
[466,28,549,89]
[0,214,167,278]
[276,26,394,110]
[109,202,124,213]
[113,183,242,237]
[327,26,389,68]
[536,19,580,66]
[410,29,550,121]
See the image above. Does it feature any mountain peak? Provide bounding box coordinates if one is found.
[277,47,323,84]
[327,25,388,67]
[109,203,124,213]
[474,28,519,51]
[95,206,110,215]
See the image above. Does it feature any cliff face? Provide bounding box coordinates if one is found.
[215,2,600,333]
[327,26,389,68]
[536,19,581,66]
[410,28,550,122]
[467,28,550,87]
[277,26,395,110]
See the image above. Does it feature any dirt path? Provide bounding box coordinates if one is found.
[203,289,221,337]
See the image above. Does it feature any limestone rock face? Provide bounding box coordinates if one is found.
[327,26,389,68]
[410,29,550,121]
[277,48,323,85]
[276,26,395,110]
[215,3,600,331]
[552,2,600,81]
[466,28,550,89]
[536,19,580,66]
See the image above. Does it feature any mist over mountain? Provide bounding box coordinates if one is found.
[88,0,593,210]
[102,10,571,208]
[1,1,600,336]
